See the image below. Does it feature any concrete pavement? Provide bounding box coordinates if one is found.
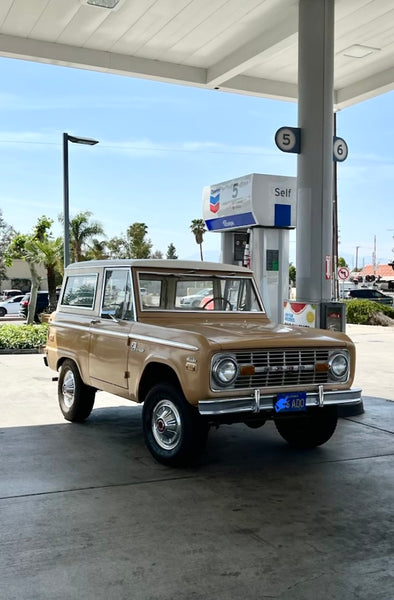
[346,323,394,401]
[0,324,393,599]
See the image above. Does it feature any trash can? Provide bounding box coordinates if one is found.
[320,301,346,332]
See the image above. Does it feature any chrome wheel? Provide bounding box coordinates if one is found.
[58,360,95,422]
[62,369,76,408]
[143,384,209,466]
[152,399,182,450]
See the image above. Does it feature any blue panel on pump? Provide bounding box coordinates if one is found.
[205,212,256,231]
[274,204,291,227]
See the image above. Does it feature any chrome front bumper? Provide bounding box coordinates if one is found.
[198,386,362,416]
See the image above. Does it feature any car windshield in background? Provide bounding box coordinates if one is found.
[138,272,264,312]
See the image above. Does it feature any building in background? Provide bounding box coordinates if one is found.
[350,264,394,291]
[0,259,48,293]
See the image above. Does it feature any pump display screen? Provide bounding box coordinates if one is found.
[266,249,279,271]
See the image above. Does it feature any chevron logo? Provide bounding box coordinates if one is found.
[210,188,220,213]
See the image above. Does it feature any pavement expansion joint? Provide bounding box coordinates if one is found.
[0,474,196,502]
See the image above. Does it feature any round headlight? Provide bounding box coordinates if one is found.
[329,353,349,380]
[212,356,238,387]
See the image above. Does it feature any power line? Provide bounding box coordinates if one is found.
[0,138,280,157]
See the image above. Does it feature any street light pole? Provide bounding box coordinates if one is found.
[62,133,70,268]
[62,132,99,268]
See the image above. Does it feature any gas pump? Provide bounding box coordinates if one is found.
[202,173,296,323]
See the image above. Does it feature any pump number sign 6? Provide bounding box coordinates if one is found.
[333,137,348,162]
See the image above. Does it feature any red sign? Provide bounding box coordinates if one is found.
[337,266,350,281]
[325,256,331,280]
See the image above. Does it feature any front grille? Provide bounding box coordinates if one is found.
[234,348,330,389]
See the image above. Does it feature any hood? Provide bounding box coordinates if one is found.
[141,315,352,350]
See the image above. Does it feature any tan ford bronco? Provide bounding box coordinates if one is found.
[45,259,362,466]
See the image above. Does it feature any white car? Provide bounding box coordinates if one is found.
[0,295,24,317]
[179,287,213,307]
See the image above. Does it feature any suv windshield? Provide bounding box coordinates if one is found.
[137,272,263,312]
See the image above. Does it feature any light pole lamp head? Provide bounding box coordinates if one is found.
[66,134,99,146]
[62,132,99,268]
[81,0,122,9]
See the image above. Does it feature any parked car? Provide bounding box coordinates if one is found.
[45,259,362,466]
[179,287,213,307]
[0,289,22,301]
[347,288,393,305]
[19,291,54,321]
[378,280,394,292]
[0,295,25,317]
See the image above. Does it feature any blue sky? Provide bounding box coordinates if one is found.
[0,56,393,268]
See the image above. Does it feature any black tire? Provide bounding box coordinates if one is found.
[274,409,338,449]
[142,383,209,466]
[58,359,96,422]
[0,307,6,317]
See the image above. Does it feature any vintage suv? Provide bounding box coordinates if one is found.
[45,259,362,466]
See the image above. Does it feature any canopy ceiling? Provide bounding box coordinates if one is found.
[0,0,393,109]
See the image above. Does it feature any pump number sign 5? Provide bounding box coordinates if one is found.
[275,127,301,154]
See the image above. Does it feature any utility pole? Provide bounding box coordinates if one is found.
[355,246,360,271]
[372,235,377,278]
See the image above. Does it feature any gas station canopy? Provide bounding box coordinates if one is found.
[0,0,393,110]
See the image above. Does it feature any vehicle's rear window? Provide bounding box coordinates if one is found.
[61,274,98,308]
[137,272,263,312]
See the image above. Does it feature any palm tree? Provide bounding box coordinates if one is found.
[35,238,63,311]
[190,219,207,261]
[85,238,108,260]
[60,211,105,263]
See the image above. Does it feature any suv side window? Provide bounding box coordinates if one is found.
[102,269,134,320]
[62,274,98,308]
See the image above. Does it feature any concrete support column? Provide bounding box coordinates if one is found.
[251,228,289,323]
[296,0,334,302]
[220,232,234,265]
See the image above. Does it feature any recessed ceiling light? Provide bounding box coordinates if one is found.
[342,44,380,59]
[82,0,122,9]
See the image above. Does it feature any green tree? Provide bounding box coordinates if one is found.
[108,223,152,258]
[106,236,126,258]
[338,257,348,268]
[289,263,296,285]
[151,249,163,259]
[190,219,207,261]
[166,243,178,259]
[85,238,108,260]
[59,210,105,263]
[6,220,45,324]
[0,210,15,289]
[6,216,62,321]
[127,223,152,258]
